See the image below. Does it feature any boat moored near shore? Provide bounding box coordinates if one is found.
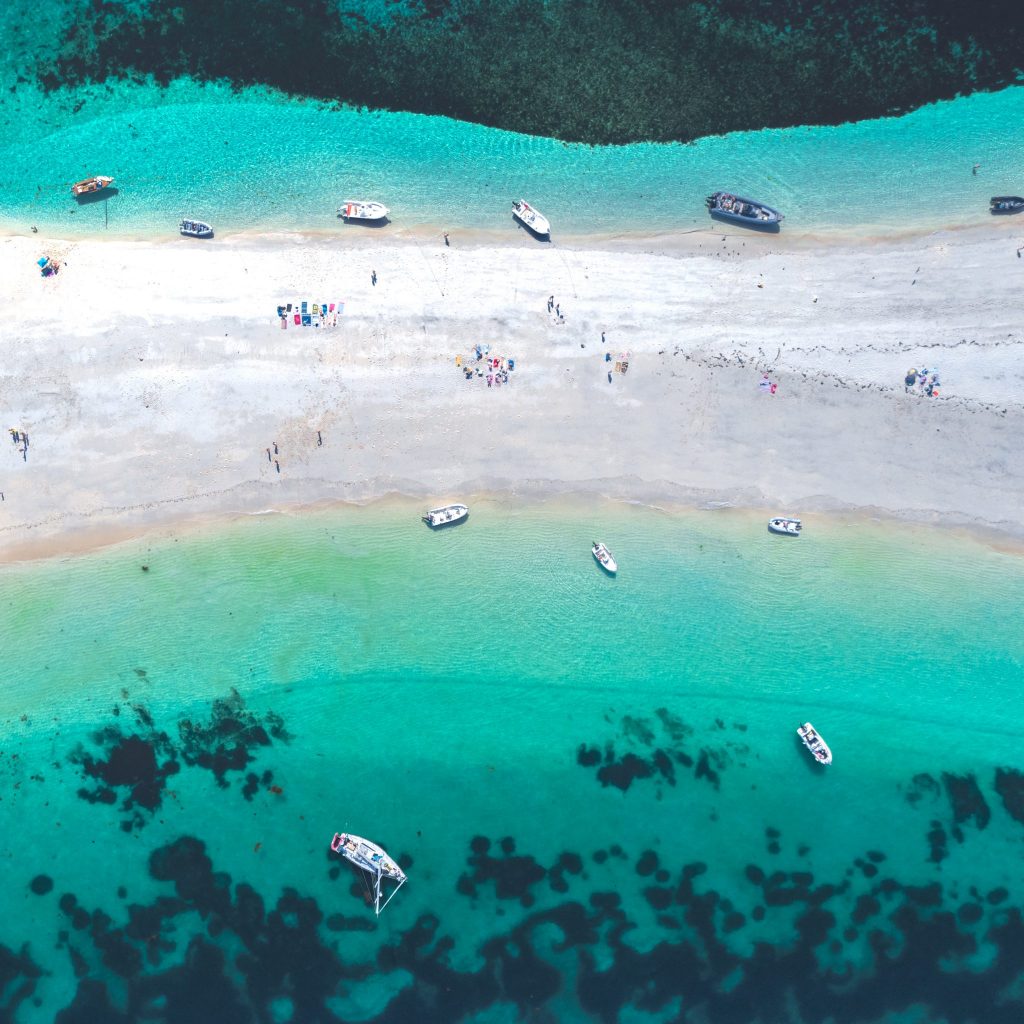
[72,176,114,198]
[990,196,1024,214]
[179,219,214,239]
[706,191,783,231]
[512,199,550,238]
[422,503,469,528]
[768,517,802,536]
[338,200,390,223]
[797,722,832,765]
[330,832,406,915]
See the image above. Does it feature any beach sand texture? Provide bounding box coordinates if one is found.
[1,228,1022,556]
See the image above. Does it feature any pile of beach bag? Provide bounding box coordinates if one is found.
[276,300,345,329]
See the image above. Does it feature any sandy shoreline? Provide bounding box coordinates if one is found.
[1,226,1022,562]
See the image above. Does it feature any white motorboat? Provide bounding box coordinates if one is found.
[797,722,832,765]
[338,200,390,223]
[768,517,802,536]
[422,503,469,528]
[72,175,114,198]
[179,219,214,238]
[331,832,406,915]
[592,541,617,574]
[511,199,550,238]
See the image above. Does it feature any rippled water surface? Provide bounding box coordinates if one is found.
[1,500,1022,1021]
[2,79,1023,240]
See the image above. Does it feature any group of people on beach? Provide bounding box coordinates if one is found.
[904,366,941,397]
[457,344,515,388]
[546,295,565,325]
[8,428,29,462]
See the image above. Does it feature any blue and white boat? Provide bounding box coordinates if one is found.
[706,191,784,231]
[990,195,1024,215]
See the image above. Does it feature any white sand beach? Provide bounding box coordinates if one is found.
[1,226,1023,558]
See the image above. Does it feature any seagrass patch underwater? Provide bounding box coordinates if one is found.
[0,501,1022,1021]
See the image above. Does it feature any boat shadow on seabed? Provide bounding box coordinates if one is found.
[73,187,119,206]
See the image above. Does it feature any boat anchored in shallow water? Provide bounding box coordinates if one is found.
[72,176,114,198]
[706,191,783,231]
[797,722,832,765]
[768,517,802,536]
[512,199,550,238]
[422,503,469,528]
[338,200,390,223]
[592,541,617,574]
[331,832,406,915]
[990,195,1024,215]
[179,219,214,239]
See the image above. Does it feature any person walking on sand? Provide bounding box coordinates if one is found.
[273,441,279,454]
[371,270,377,286]
[443,232,450,247]
[275,460,280,474]
[266,448,272,462]
[601,331,606,345]
[547,295,554,312]
[317,431,323,447]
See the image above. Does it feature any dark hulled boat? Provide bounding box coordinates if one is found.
[706,191,784,231]
[990,196,1024,215]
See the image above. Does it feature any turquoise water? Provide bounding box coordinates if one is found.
[1,78,1023,240]
[1,499,1023,1021]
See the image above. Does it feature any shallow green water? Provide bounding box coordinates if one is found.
[0,500,1022,1021]
[1,78,1022,241]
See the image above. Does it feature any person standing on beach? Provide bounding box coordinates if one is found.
[273,441,279,454]
[266,447,272,461]
[275,460,280,474]
[443,232,450,247]
[371,270,377,286]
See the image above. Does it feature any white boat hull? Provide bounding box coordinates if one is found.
[512,200,550,238]
[797,722,832,765]
[768,517,801,536]
[592,542,617,574]
[331,832,406,914]
[422,503,469,528]
[339,200,390,222]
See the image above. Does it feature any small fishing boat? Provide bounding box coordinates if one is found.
[338,200,390,223]
[989,196,1024,215]
[592,541,617,574]
[797,722,832,765]
[706,191,783,231]
[422,503,469,528]
[179,219,214,239]
[72,176,114,198]
[512,199,550,238]
[331,832,406,915]
[768,517,802,536]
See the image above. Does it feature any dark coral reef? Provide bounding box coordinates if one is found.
[41,0,1024,144]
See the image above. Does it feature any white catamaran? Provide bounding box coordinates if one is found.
[331,832,407,915]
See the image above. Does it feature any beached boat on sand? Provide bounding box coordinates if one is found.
[338,200,390,223]
[512,199,550,238]
[592,541,617,574]
[797,722,832,765]
[990,195,1024,214]
[422,503,469,528]
[179,219,214,239]
[768,517,802,536]
[706,191,783,231]
[331,832,406,915]
[72,176,114,198]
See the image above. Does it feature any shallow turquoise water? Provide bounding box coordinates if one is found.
[0,500,1022,1020]
[1,79,1022,240]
